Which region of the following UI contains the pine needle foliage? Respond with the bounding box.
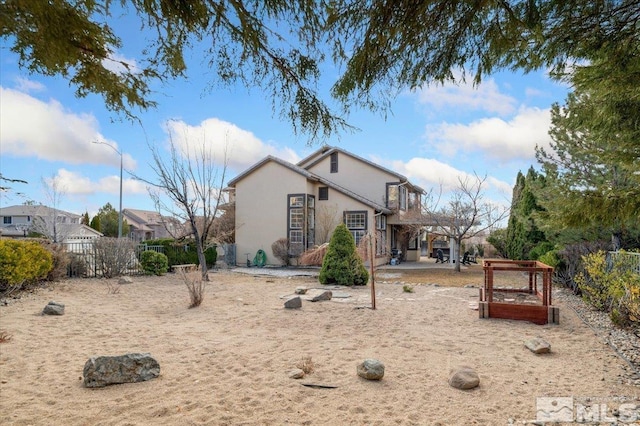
[319,224,368,286]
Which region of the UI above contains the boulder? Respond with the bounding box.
[288,368,305,379]
[525,337,551,354]
[83,353,160,388]
[295,287,307,295]
[284,296,302,309]
[311,290,332,302]
[357,359,385,380]
[449,366,480,390]
[118,277,134,284]
[42,301,65,316]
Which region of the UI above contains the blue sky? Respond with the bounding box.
[0,19,568,218]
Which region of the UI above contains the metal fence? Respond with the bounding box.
[607,251,640,275]
[64,241,158,278]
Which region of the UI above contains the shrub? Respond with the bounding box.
[142,239,217,269]
[271,238,290,266]
[67,253,88,278]
[93,237,137,278]
[178,270,205,308]
[140,251,169,276]
[41,242,70,282]
[538,249,561,269]
[319,224,369,286]
[0,240,53,293]
[403,284,414,293]
[575,250,640,327]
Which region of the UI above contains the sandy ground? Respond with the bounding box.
[1,267,639,425]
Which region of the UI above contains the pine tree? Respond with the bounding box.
[319,224,368,286]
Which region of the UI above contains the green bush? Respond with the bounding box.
[319,224,368,286]
[538,249,561,269]
[142,239,217,268]
[0,240,53,291]
[140,250,169,276]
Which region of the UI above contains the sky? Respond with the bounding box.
[0,14,569,219]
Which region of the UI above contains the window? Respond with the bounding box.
[3,217,11,224]
[330,152,338,173]
[399,185,407,210]
[289,209,304,229]
[287,194,315,256]
[344,211,367,246]
[375,214,386,231]
[386,183,398,209]
[319,186,329,200]
[408,237,418,250]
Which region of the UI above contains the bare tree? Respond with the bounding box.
[141,136,229,281]
[31,175,71,243]
[425,174,509,272]
[315,204,339,245]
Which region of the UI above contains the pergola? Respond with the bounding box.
[479,259,559,325]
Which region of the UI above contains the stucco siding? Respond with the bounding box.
[234,161,310,266]
[306,152,398,206]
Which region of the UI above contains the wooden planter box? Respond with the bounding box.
[479,259,559,325]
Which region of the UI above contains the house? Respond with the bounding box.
[0,204,102,243]
[226,146,425,266]
[122,208,182,242]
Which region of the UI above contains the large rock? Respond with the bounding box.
[525,337,551,354]
[357,359,385,380]
[118,276,133,284]
[311,290,332,302]
[42,301,65,315]
[284,296,302,309]
[449,366,480,390]
[83,353,160,388]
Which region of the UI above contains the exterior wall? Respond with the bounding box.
[314,188,390,265]
[306,152,398,207]
[234,161,311,266]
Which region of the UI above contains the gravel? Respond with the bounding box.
[555,288,640,386]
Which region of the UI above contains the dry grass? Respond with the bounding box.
[296,356,315,374]
[376,263,486,287]
[179,270,205,308]
[299,244,328,266]
[0,330,12,343]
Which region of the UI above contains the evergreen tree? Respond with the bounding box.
[319,224,368,286]
[81,211,90,226]
[89,215,101,233]
[95,203,130,238]
[3,1,637,138]
[505,168,548,260]
[536,61,640,250]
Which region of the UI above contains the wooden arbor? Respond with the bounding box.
[479,259,559,325]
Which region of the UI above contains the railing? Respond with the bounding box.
[63,241,160,278]
[607,251,640,275]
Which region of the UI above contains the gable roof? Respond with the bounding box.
[0,204,80,218]
[227,155,392,214]
[297,146,425,194]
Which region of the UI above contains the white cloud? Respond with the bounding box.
[14,77,45,93]
[386,157,511,198]
[101,51,140,75]
[415,72,517,116]
[0,87,137,169]
[425,106,552,162]
[164,118,300,171]
[47,169,147,196]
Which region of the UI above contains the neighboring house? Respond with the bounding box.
[227,146,425,266]
[122,208,182,242]
[0,204,101,243]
